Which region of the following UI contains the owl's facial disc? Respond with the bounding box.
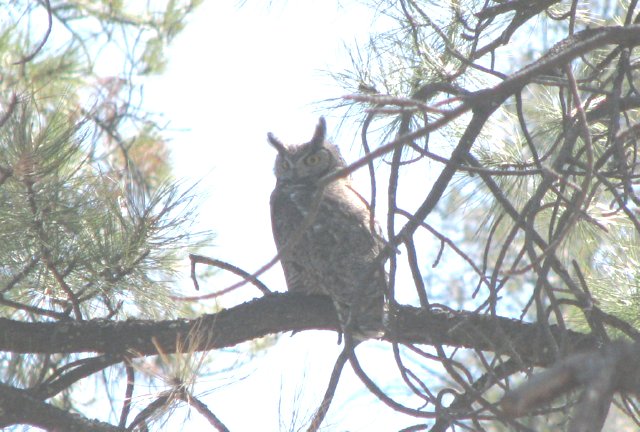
[279,158,291,171]
[269,117,343,183]
[302,152,322,167]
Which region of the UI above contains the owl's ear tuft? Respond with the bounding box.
[310,117,327,149]
[267,132,287,154]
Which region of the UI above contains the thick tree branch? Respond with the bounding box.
[470,25,640,105]
[0,293,597,367]
[0,383,124,432]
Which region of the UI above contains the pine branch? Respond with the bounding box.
[0,293,597,367]
[0,383,124,431]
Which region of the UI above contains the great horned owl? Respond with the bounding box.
[268,117,386,340]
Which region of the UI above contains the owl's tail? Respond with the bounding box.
[334,291,386,341]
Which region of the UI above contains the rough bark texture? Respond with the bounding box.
[0,293,597,366]
[0,384,124,432]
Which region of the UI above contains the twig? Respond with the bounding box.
[0,94,17,130]
[187,254,271,295]
[347,337,438,419]
[306,346,350,431]
[14,0,53,65]
[177,390,230,432]
[119,360,135,428]
[31,355,121,399]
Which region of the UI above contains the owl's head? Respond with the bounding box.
[268,117,347,183]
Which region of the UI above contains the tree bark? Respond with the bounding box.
[0,293,597,366]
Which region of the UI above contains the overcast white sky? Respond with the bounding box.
[144,2,423,430]
[147,1,378,284]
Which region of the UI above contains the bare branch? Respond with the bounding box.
[188,254,271,295]
[0,293,598,367]
[0,383,124,431]
[13,0,53,65]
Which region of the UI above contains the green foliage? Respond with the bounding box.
[326,0,640,428]
[0,1,206,321]
[0,1,210,428]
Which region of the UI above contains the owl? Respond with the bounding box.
[268,117,386,340]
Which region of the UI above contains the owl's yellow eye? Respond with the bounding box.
[280,160,291,170]
[304,154,321,166]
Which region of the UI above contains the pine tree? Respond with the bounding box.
[2,1,640,431]
[0,2,209,430]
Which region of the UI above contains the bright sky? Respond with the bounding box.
[144,2,422,430]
